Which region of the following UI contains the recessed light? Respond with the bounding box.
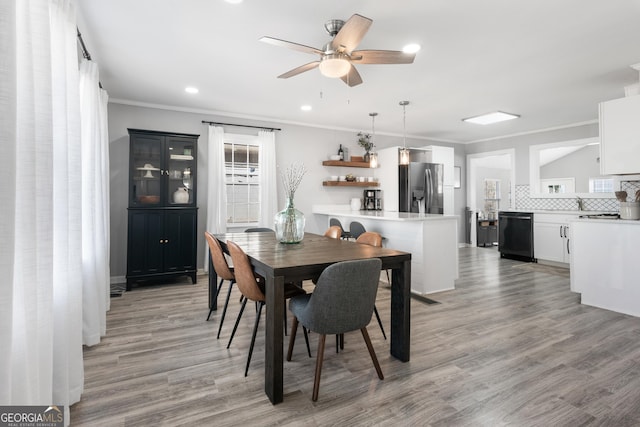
[185,87,199,94]
[300,105,312,111]
[462,111,519,125]
[224,0,243,3]
[402,43,421,54]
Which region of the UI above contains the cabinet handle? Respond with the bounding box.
[567,238,570,255]
[560,225,563,238]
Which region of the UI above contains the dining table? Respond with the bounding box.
[208,231,412,404]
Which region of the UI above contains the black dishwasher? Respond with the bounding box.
[498,211,535,262]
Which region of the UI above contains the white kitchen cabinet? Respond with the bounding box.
[533,213,575,265]
[571,219,640,316]
[599,95,640,175]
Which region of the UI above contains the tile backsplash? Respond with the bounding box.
[515,180,640,212]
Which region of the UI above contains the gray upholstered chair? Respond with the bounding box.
[348,221,366,240]
[287,258,384,401]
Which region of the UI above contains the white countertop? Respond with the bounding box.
[312,204,458,222]
[500,209,616,215]
[572,217,640,225]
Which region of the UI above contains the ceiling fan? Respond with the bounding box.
[259,13,416,87]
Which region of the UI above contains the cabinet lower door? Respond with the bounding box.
[127,210,164,275]
[164,209,197,272]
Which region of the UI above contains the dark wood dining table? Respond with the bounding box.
[208,231,412,404]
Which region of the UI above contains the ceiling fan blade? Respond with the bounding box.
[350,50,416,64]
[260,36,323,56]
[331,14,372,54]
[278,61,320,79]
[340,64,363,87]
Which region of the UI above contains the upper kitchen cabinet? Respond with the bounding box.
[128,129,198,208]
[599,95,640,175]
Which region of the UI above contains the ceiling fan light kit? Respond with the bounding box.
[261,13,416,87]
[319,53,351,78]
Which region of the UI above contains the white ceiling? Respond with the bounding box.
[76,0,640,143]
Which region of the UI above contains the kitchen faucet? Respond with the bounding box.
[576,196,584,211]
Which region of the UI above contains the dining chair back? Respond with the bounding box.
[204,233,236,338]
[226,240,307,376]
[287,258,384,401]
[323,225,342,239]
[348,221,366,240]
[355,231,383,247]
[329,218,351,239]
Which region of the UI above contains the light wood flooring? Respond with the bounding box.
[71,247,640,426]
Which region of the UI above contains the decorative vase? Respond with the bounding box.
[363,151,371,163]
[173,187,189,203]
[274,197,305,243]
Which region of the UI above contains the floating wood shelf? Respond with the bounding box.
[322,160,372,168]
[322,181,379,187]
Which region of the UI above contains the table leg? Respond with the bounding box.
[390,259,411,362]
[265,273,285,404]
[208,251,218,311]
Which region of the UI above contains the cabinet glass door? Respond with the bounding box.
[130,134,163,206]
[166,136,196,207]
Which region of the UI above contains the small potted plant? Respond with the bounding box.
[357,132,373,162]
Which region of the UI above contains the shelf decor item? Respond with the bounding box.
[274,163,307,243]
[357,131,373,163]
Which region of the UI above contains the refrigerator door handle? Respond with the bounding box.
[425,168,433,213]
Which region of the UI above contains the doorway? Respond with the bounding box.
[466,149,515,246]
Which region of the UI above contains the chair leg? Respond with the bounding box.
[312,334,326,402]
[287,318,312,360]
[303,327,311,358]
[360,327,384,380]
[283,304,288,336]
[245,301,264,377]
[216,280,236,339]
[287,316,299,361]
[226,298,247,349]
[373,305,387,340]
[206,277,226,321]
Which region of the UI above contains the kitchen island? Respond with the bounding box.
[313,205,459,295]
[570,217,640,317]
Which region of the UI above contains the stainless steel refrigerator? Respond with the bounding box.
[399,162,444,214]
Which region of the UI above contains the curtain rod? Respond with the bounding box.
[76,27,103,89]
[201,120,281,131]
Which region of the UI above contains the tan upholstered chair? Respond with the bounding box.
[226,240,308,376]
[355,232,387,340]
[324,225,342,239]
[205,232,237,340]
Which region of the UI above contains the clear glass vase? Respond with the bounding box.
[274,197,305,244]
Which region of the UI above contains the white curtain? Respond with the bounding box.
[204,125,227,271]
[258,130,278,227]
[79,59,110,346]
[1,0,85,422]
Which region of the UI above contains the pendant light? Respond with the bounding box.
[369,112,378,168]
[399,101,410,165]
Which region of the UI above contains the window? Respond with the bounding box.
[225,135,260,226]
[589,177,614,193]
